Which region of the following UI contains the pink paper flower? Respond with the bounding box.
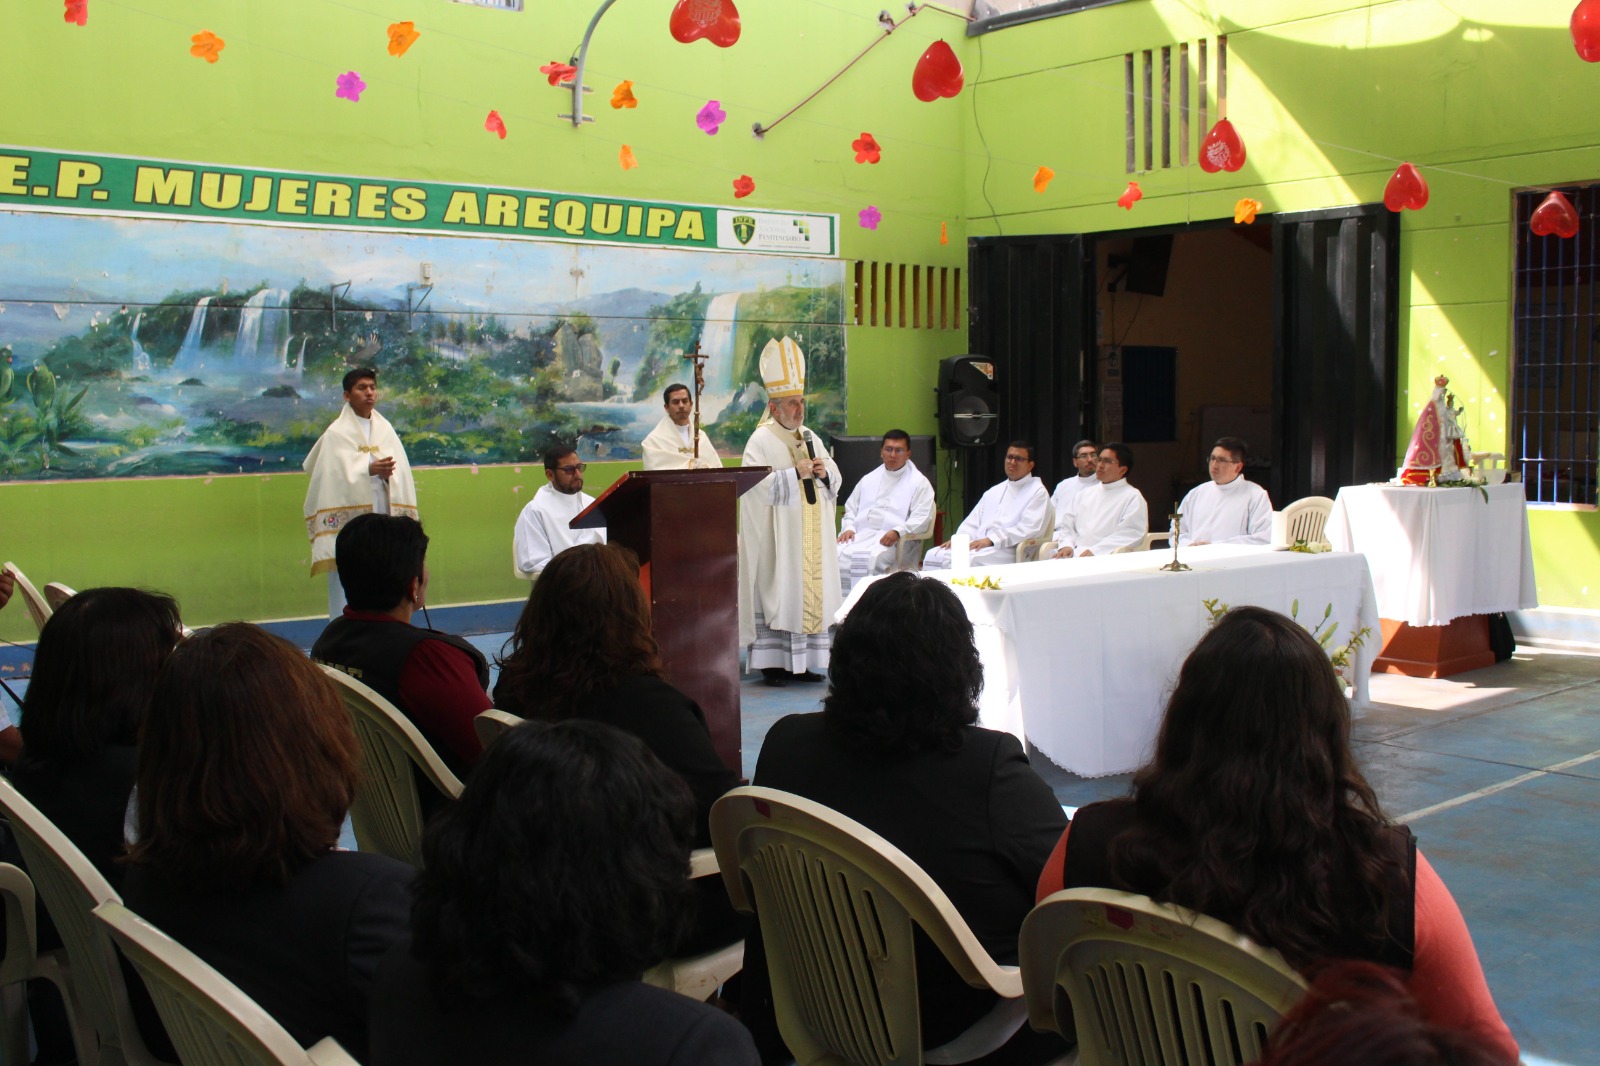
[858,205,882,230]
[335,71,367,102]
[696,99,727,135]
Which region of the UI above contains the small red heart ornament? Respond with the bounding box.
[1383,163,1429,212]
[1198,118,1246,173]
[670,0,741,48]
[1530,191,1580,239]
[912,40,964,102]
[1573,0,1600,61]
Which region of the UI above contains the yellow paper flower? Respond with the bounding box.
[387,21,421,57]
[1033,166,1055,193]
[189,30,225,63]
[1234,197,1262,224]
[611,81,638,109]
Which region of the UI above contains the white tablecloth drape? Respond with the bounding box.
[1324,483,1537,628]
[837,545,1379,778]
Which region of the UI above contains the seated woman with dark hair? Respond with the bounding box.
[492,542,743,953]
[1036,606,1517,1064]
[747,571,1068,1065]
[10,586,183,1064]
[369,718,759,1066]
[123,623,412,1064]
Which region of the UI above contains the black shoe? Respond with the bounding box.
[760,668,790,687]
[791,670,825,683]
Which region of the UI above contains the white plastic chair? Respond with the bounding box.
[0,862,91,1066]
[318,666,462,867]
[711,786,1045,1066]
[93,901,358,1066]
[1019,888,1306,1065]
[1,564,52,633]
[0,777,173,1065]
[1015,502,1055,563]
[1280,496,1335,548]
[474,709,744,1000]
[41,583,77,612]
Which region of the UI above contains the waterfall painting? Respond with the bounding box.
[0,210,847,480]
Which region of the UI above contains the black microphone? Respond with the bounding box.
[800,433,818,505]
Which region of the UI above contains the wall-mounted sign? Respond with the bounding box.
[0,146,839,257]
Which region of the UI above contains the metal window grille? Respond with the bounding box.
[1512,185,1600,508]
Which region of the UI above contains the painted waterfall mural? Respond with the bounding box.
[0,211,846,480]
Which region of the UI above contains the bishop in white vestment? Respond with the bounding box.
[738,338,843,685]
[922,444,1048,569]
[837,432,935,594]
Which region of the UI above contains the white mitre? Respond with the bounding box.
[760,336,806,399]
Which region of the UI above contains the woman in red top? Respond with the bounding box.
[1035,606,1517,1064]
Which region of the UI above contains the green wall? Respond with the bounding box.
[960,1,1600,611]
[0,0,968,640]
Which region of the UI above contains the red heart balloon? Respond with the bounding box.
[1198,118,1246,173]
[1383,163,1429,212]
[1573,0,1600,61]
[912,40,964,102]
[1530,191,1581,239]
[670,0,740,48]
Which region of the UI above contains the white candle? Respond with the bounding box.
[1270,511,1288,548]
[951,533,971,574]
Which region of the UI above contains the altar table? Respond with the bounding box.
[838,545,1379,778]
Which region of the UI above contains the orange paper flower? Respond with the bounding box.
[1033,166,1055,193]
[852,133,882,164]
[619,145,639,170]
[1117,181,1143,210]
[1234,198,1262,224]
[387,21,420,57]
[541,61,577,86]
[733,175,755,199]
[485,110,507,139]
[611,81,638,109]
[189,30,225,63]
[940,221,949,246]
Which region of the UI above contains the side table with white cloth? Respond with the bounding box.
[838,545,1380,778]
[1324,483,1537,677]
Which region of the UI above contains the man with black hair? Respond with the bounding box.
[512,445,606,579]
[922,441,1048,569]
[1052,442,1148,558]
[302,367,417,618]
[641,382,720,470]
[1049,439,1101,530]
[836,429,935,592]
[1174,437,1272,546]
[311,514,490,778]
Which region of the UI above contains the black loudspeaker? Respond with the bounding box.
[937,355,999,448]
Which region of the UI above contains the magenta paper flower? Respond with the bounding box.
[696,99,726,135]
[858,205,882,230]
[335,71,367,102]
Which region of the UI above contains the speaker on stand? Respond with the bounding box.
[936,355,999,449]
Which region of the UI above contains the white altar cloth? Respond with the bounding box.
[1324,483,1537,628]
[838,545,1379,778]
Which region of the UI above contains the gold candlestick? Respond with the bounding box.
[1160,508,1192,572]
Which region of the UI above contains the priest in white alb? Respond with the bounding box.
[836,429,936,593]
[922,441,1049,569]
[1052,442,1148,558]
[1174,437,1272,546]
[302,367,418,618]
[512,444,606,578]
[738,337,843,687]
[1050,439,1101,528]
[641,382,721,470]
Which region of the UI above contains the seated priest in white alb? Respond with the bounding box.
[641,382,721,470]
[1049,438,1101,528]
[1175,436,1272,546]
[922,441,1048,569]
[836,430,936,594]
[1052,442,1148,558]
[511,445,606,579]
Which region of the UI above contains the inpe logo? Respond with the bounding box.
[732,215,756,245]
[792,219,810,240]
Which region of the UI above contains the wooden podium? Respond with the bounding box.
[572,467,769,775]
